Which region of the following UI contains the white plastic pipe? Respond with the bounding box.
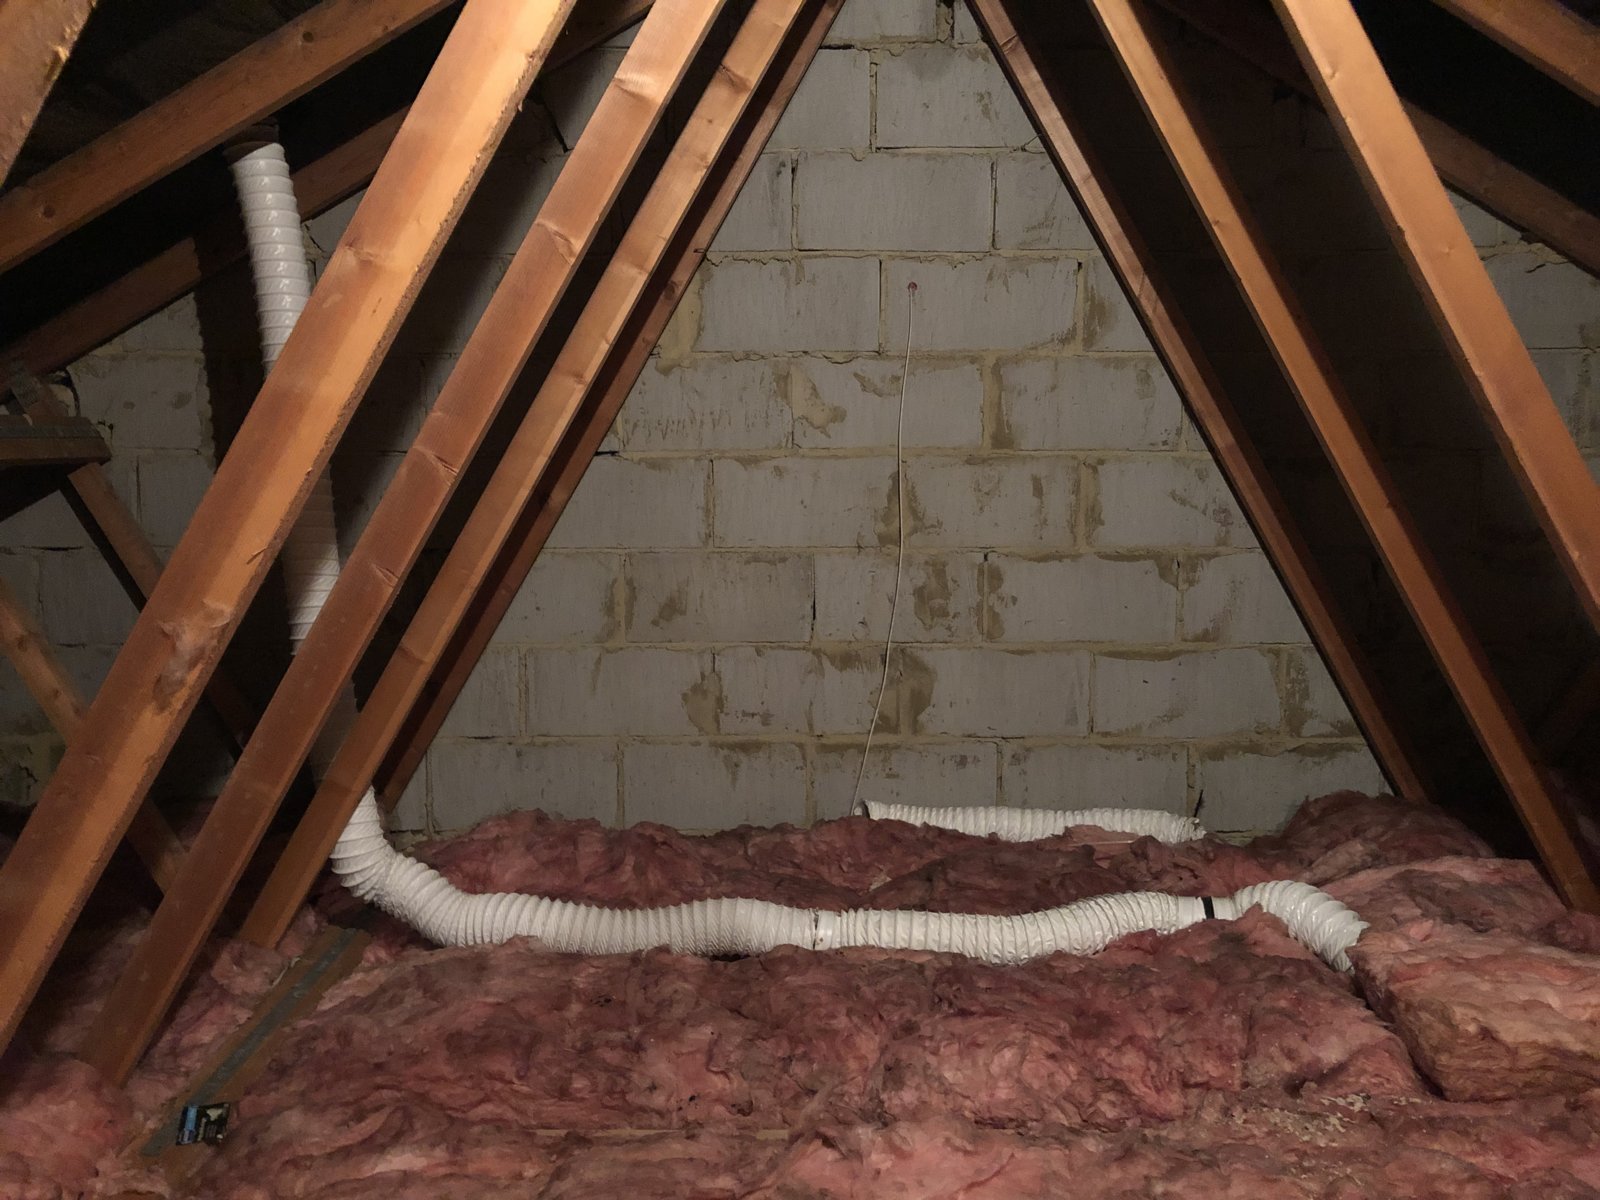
[862,801,1205,844]
[230,141,357,774]
[333,790,1366,969]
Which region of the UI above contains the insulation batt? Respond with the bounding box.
[1353,920,1600,1101]
[9,791,1600,1198]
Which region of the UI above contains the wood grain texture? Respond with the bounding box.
[1273,0,1600,635]
[1431,0,1600,104]
[0,414,106,467]
[9,381,261,750]
[1086,0,1598,911]
[82,0,730,1081]
[0,575,184,891]
[244,0,846,949]
[1147,0,1600,279]
[2,0,659,376]
[0,0,451,273]
[971,0,1431,805]
[0,0,578,1070]
[0,0,96,186]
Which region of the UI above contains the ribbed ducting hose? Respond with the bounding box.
[228,138,1369,977]
[861,800,1205,843]
[335,791,1367,970]
[229,139,357,775]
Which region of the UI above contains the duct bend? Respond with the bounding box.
[229,141,356,773]
[334,790,1365,970]
[862,800,1205,845]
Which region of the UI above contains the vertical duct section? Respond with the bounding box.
[229,138,358,775]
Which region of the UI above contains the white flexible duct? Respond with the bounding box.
[230,140,358,773]
[334,791,1366,969]
[861,801,1205,844]
[246,137,1364,977]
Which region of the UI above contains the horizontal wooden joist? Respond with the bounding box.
[0,414,107,469]
[1,0,655,377]
[1147,0,1600,278]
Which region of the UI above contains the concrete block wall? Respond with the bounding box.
[2,0,1596,840]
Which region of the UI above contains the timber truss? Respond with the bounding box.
[1,0,1598,1082]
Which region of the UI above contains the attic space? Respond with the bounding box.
[2,0,1599,1195]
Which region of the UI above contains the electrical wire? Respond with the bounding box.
[849,281,917,814]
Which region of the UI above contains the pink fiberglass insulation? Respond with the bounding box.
[191,1100,1600,1199]
[0,1050,169,1200]
[1353,920,1600,1101]
[6,790,1600,1198]
[0,823,324,1200]
[1247,790,1495,882]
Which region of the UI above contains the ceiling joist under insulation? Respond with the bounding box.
[0,0,1596,1083]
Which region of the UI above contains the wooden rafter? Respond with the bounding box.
[0,0,96,185]
[970,0,1431,804]
[1271,0,1600,636]
[0,0,455,274]
[7,378,263,750]
[1084,0,1598,912]
[0,576,184,892]
[79,0,739,1084]
[241,0,849,949]
[1147,0,1600,279]
[1430,0,1600,105]
[2,0,657,378]
[0,0,579,1064]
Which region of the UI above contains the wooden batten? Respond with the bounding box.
[971,0,1431,806]
[0,0,580,1070]
[0,0,96,185]
[82,0,736,1082]
[243,0,848,948]
[1429,0,1600,105]
[1084,0,1598,912]
[1270,0,1600,636]
[0,0,454,274]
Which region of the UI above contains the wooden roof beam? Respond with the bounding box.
[1272,0,1600,636]
[78,0,737,1083]
[971,0,1431,805]
[0,575,184,892]
[0,0,456,274]
[0,0,96,185]
[240,0,847,950]
[1430,0,1600,105]
[2,0,656,378]
[1147,0,1600,278]
[0,0,579,1065]
[7,376,263,750]
[1084,0,1598,910]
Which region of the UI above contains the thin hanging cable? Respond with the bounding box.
[849,281,917,814]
